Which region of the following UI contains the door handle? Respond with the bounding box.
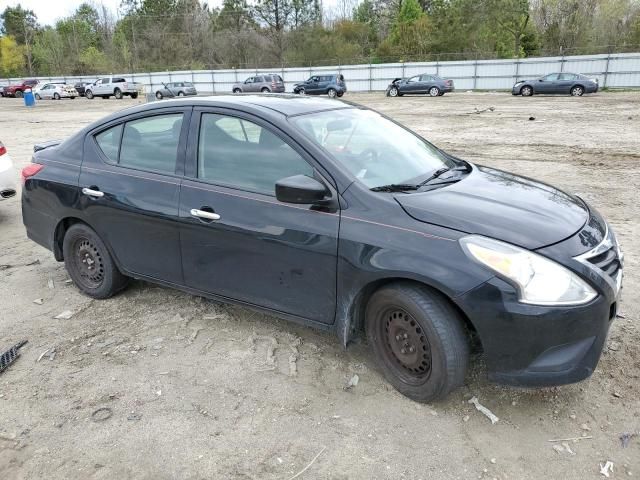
[190,208,220,221]
[82,187,104,198]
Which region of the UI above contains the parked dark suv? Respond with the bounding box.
[293,74,346,98]
[21,95,623,403]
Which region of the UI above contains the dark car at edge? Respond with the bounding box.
[512,72,599,96]
[21,95,623,402]
[293,74,346,98]
[386,74,454,97]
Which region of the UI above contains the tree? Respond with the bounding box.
[0,35,25,76]
[1,5,38,74]
[485,0,532,57]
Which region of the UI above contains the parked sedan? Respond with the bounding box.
[155,81,198,99]
[34,83,78,100]
[21,95,623,402]
[232,74,285,94]
[0,141,16,201]
[386,74,454,97]
[512,72,599,96]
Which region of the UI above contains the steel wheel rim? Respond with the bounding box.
[73,237,105,289]
[380,307,432,383]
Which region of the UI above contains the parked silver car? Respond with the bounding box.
[155,81,198,99]
[34,83,78,100]
[232,74,285,93]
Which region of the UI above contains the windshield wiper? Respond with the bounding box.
[370,183,420,192]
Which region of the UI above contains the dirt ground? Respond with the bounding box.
[0,92,638,479]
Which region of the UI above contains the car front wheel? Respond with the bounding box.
[520,85,533,96]
[366,282,469,402]
[389,86,399,97]
[571,85,584,96]
[114,88,123,99]
[63,223,128,299]
[86,90,94,99]
[15,91,23,98]
[233,88,242,94]
[156,91,163,99]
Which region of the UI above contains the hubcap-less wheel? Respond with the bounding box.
[298,88,305,95]
[521,86,533,96]
[389,87,399,97]
[178,91,185,96]
[86,90,94,99]
[233,88,241,94]
[383,308,432,380]
[429,87,440,97]
[114,89,122,99]
[328,88,337,98]
[73,238,105,289]
[35,94,41,100]
[156,91,163,99]
[261,87,270,93]
[571,86,584,96]
[54,93,60,100]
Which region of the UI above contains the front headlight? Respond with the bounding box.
[460,236,597,305]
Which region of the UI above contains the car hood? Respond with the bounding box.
[395,166,589,250]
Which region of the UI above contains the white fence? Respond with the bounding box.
[3,52,640,94]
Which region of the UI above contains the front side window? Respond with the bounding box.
[291,108,453,189]
[100,78,109,84]
[542,73,559,81]
[407,76,420,83]
[95,124,123,163]
[119,114,183,173]
[198,113,313,195]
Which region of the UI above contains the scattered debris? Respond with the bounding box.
[462,415,470,422]
[0,340,28,374]
[529,116,536,121]
[188,327,202,345]
[288,337,301,376]
[608,341,621,351]
[552,444,565,454]
[466,106,495,115]
[616,312,626,319]
[37,347,56,362]
[548,436,593,442]
[24,259,40,266]
[0,264,12,271]
[47,278,55,289]
[127,412,142,421]
[490,458,497,464]
[249,334,278,370]
[64,279,73,284]
[620,432,638,448]
[91,407,113,422]
[468,396,499,424]
[286,446,326,480]
[562,442,575,455]
[613,391,622,398]
[33,298,43,305]
[600,460,614,478]
[55,310,74,320]
[344,374,359,391]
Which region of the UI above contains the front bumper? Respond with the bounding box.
[456,276,616,387]
[511,84,524,95]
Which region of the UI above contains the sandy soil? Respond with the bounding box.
[0,92,638,479]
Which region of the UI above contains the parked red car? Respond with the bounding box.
[3,79,39,98]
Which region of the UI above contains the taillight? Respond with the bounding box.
[0,142,6,156]
[271,82,276,88]
[21,164,44,185]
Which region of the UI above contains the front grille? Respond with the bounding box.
[586,245,622,281]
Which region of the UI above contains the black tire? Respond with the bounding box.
[337,91,344,97]
[130,92,138,99]
[63,223,128,299]
[177,91,184,97]
[570,85,584,97]
[86,90,94,99]
[53,92,60,100]
[233,88,242,94]
[156,91,163,99]
[297,87,305,95]
[15,90,23,98]
[429,86,440,97]
[70,96,76,99]
[327,88,337,98]
[365,282,469,402]
[520,85,533,96]
[35,94,41,100]
[114,88,123,99]
[261,87,270,93]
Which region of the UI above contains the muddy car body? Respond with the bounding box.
[21,95,623,402]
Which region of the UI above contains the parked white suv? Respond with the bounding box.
[84,77,143,100]
[0,141,16,201]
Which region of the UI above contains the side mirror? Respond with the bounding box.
[538,79,544,82]
[276,175,328,204]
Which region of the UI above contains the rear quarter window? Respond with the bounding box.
[95,124,123,163]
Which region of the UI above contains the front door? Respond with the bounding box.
[404,75,422,93]
[179,109,339,324]
[535,73,559,93]
[78,108,190,283]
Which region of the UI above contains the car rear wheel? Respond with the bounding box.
[86,90,94,99]
[327,88,337,98]
[178,91,185,96]
[570,85,584,97]
[15,91,23,98]
[63,223,128,299]
[233,88,242,94]
[337,91,344,97]
[261,87,270,93]
[429,87,440,97]
[389,86,399,97]
[130,92,138,99]
[114,88,123,99]
[156,91,163,99]
[53,93,60,100]
[520,85,533,96]
[366,282,469,402]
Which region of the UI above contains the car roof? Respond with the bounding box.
[112,94,354,118]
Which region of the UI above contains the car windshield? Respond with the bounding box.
[290,108,454,188]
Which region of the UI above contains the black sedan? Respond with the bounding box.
[386,74,454,97]
[21,95,622,402]
[512,72,599,96]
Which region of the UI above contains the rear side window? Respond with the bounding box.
[255,76,265,82]
[95,124,123,163]
[119,114,183,174]
[420,75,433,81]
[559,73,576,80]
[198,113,313,195]
[274,75,283,82]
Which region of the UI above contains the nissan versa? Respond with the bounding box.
[21,95,623,402]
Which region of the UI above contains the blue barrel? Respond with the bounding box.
[23,88,35,107]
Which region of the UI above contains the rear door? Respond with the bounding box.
[178,109,339,323]
[557,73,576,93]
[78,107,191,282]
